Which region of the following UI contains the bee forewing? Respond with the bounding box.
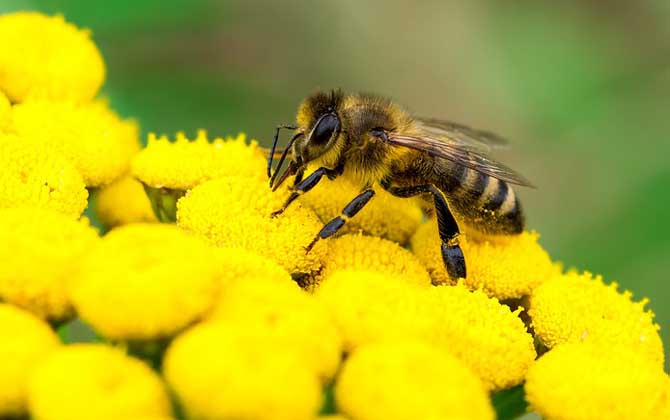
[415,117,509,152]
[387,133,535,188]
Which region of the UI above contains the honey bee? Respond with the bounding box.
[268,90,533,280]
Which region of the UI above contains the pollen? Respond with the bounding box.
[28,344,172,420]
[132,131,266,190]
[0,304,60,418]
[164,322,322,420]
[317,233,431,288]
[209,274,342,380]
[300,175,423,244]
[525,342,670,420]
[0,207,100,321]
[177,175,327,276]
[94,175,157,229]
[411,218,558,298]
[70,224,221,340]
[0,12,105,103]
[528,270,664,367]
[8,99,140,187]
[0,134,88,218]
[336,341,494,420]
[316,270,536,390]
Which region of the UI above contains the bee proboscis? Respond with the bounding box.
[268,90,533,279]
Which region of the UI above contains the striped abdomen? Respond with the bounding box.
[436,164,524,235]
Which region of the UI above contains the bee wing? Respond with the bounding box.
[387,133,535,187]
[415,117,509,152]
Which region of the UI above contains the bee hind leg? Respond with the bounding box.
[430,186,466,280]
[304,189,375,252]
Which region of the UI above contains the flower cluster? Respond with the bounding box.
[0,11,667,420]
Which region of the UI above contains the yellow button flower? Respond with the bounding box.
[28,344,172,420]
[0,207,99,321]
[525,342,670,420]
[164,322,322,420]
[9,99,140,187]
[210,274,342,380]
[177,175,327,276]
[529,270,664,367]
[94,175,157,228]
[0,304,60,417]
[317,270,536,390]
[0,134,88,218]
[336,341,494,420]
[412,218,557,298]
[70,224,221,340]
[213,247,293,287]
[132,131,266,190]
[317,233,431,289]
[300,174,423,244]
[0,12,105,103]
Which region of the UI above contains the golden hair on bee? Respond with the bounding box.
[268,89,533,281]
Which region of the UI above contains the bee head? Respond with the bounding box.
[294,90,345,166]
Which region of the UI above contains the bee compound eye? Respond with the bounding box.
[311,113,339,145]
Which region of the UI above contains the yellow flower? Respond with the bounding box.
[336,341,494,420]
[317,270,536,390]
[177,175,327,276]
[0,90,10,130]
[529,270,664,367]
[164,322,322,420]
[70,224,221,340]
[212,247,293,287]
[132,131,266,190]
[0,304,60,417]
[0,12,105,103]
[9,99,140,187]
[525,342,670,420]
[0,207,99,321]
[317,233,431,289]
[300,174,423,244]
[0,134,88,217]
[209,274,342,380]
[411,218,557,297]
[28,344,172,420]
[94,175,157,228]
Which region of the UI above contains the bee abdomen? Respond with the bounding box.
[441,168,524,235]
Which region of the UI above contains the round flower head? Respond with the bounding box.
[28,344,172,420]
[317,233,431,289]
[94,175,157,228]
[317,270,536,390]
[0,12,104,103]
[525,342,670,420]
[336,341,494,420]
[70,224,221,340]
[164,322,322,420]
[529,270,664,367]
[0,304,59,417]
[300,174,423,244]
[0,207,99,320]
[0,134,88,217]
[9,99,140,186]
[177,176,327,276]
[210,274,343,380]
[411,218,557,298]
[132,131,266,190]
[213,247,293,287]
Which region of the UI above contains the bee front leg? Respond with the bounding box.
[271,167,335,218]
[304,189,375,252]
[429,186,466,280]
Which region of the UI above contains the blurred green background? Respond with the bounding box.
[2,0,668,356]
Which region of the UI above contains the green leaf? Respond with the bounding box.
[492,385,527,420]
[319,381,336,415]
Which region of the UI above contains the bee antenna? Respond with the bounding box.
[269,131,302,188]
[268,125,299,179]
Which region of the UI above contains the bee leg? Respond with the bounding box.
[305,189,375,252]
[267,124,298,178]
[271,167,336,218]
[430,186,466,280]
